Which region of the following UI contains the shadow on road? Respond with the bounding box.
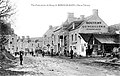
[0,68,28,76]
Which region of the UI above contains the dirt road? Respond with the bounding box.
[7,55,118,76]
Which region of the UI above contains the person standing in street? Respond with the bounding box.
[51,48,53,57]
[19,51,23,65]
[70,46,73,59]
[42,51,45,57]
[31,51,34,56]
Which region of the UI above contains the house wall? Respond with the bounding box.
[69,28,87,56]
[79,10,108,33]
[28,38,43,52]
[7,34,17,53]
[7,36,43,54]
[43,26,56,53]
[53,31,60,53]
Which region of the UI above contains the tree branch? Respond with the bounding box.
[0,0,4,5]
[0,0,15,18]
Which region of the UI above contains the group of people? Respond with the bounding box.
[19,50,45,65]
[18,46,83,65]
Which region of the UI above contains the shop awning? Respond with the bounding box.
[79,33,120,44]
[95,37,116,44]
[94,34,120,44]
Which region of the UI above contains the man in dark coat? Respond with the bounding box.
[86,48,89,57]
[19,51,23,65]
[51,48,53,57]
[42,51,45,57]
[70,47,73,59]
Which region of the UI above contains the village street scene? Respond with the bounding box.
[0,0,120,76]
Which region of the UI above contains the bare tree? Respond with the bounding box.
[0,0,15,19]
[0,0,15,49]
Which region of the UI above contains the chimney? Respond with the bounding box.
[22,36,25,39]
[68,13,74,18]
[80,15,84,20]
[49,25,52,29]
[93,9,98,16]
[27,36,30,39]
[67,13,74,23]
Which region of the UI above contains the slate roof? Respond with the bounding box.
[94,34,120,44]
[30,37,43,42]
[79,33,92,42]
[79,33,120,44]
[67,20,84,30]
[94,34,114,44]
[44,26,59,37]
[66,15,93,31]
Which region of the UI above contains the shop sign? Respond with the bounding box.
[86,22,101,24]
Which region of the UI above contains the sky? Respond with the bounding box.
[11,0,120,37]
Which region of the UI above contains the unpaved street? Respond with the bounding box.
[8,55,118,76]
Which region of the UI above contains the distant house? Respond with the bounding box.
[43,25,58,53]
[6,34,18,53]
[28,37,43,52]
[108,23,120,34]
[9,36,43,54]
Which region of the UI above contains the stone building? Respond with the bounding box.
[66,9,108,56]
[53,12,79,55]
[6,34,18,53]
[43,25,58,53]
[53,26,62,54]
[17,36,43,53]
[7,35,43,54]
[79,9,108,33]
[45,9,109,56]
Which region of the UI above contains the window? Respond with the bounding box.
[75,34,77,41]
[12,38,14,40]
[72,34,73,41]
[12,48,14,50]
[58,35,60,42]
[38,43,39,47]
[81,46,84,52]
[8,48,10,50]
[73,46,76,50]
[10,42,12,44]
[16,47,18,51]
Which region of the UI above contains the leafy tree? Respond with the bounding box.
[108,23,120,33]
[0,0,15,49]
